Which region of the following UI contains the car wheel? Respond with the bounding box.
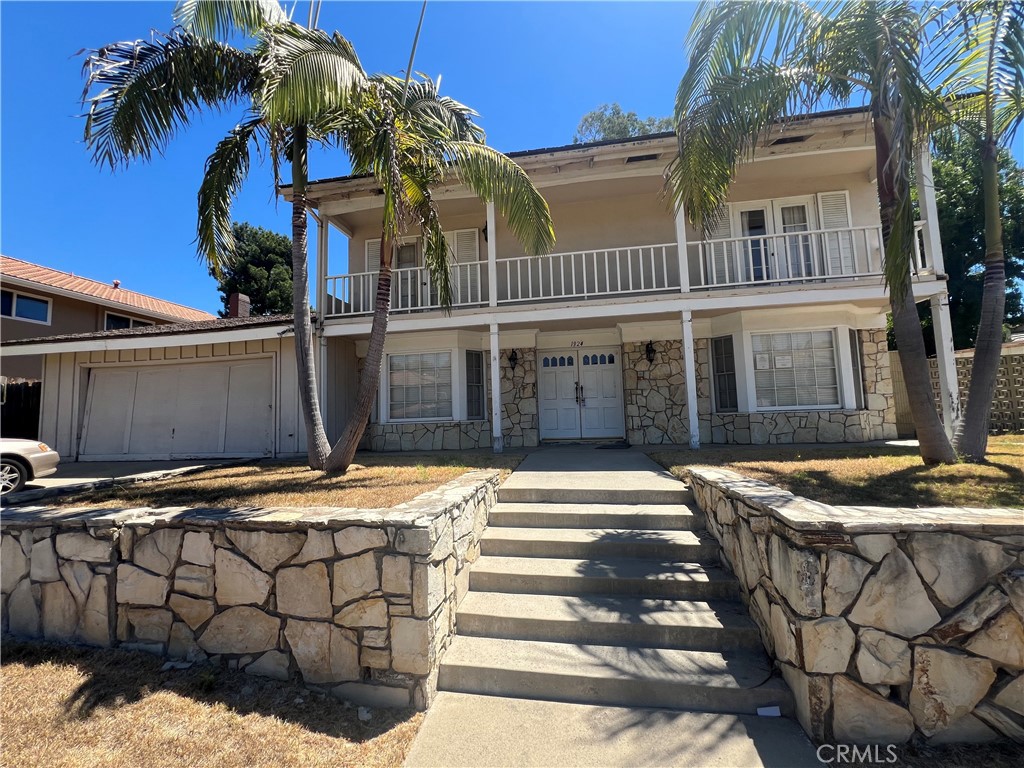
[1,459,27,495]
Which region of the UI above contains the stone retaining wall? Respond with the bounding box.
[688,467,1023,745]
[0,470,499,710]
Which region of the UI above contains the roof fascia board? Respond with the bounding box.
[2,324,291,357]
[1,275,211,323]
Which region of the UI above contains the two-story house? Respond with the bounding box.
[1,255,215,380]
[0,106,961,461]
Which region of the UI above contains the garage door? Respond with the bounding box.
[79,360,273,460]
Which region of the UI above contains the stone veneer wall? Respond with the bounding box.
[0,471,499,711]
[622,340,688,445]
[694,331,897,445]
[689,467,1024,745]
[499,347,538,449]
[363,422,491,451]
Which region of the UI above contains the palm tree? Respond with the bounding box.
[321,74,556,472]
[81,0,364,469]
[934,0,1024,460]
[669,0,957,464]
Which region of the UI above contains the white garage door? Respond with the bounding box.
[79,360,273,460]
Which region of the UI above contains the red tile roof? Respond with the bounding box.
[1,255,215,322]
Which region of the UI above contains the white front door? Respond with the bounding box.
[538,348,624,440]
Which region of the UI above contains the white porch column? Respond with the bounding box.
[930,293,960,438]
[915,145,946,275]
[486,201,498,307]
[316,214,329,422]
[674,203,691,292]
[681,310,700,449]
[489,321,504,453]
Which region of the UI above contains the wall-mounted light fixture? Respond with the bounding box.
[508,349,519,370]
[645,341,656,364]
[482,222,488,243]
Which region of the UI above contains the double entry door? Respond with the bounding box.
[538,347,624,440]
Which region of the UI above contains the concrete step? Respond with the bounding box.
[456,591,763,651]
[488,502,702,530]
[497,484,692,505]
[470,556,739,601]
[479,527,717,560]
[405,692,820,768]
[438,636,793,715]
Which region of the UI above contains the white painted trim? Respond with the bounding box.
[930,293,960,437]
[380,348,459,424]
[743,327,843,411]
[681,310,699,448]
[915,147,946,275]
[0,275,208,324]
[489,323,503,452]
[5,324,292,356]
[486,201,498,308]
[674,203,690,293]
[835,327,858,409]
[1,287,53,325]
[536,328,621,350]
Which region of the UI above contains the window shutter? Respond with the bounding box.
[449,229,481,304]
[365,238,382,270]
[817,192,855,274]
[706,205,733,285]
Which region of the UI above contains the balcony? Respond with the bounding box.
[323,224,930,318]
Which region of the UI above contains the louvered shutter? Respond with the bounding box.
[455,229,480,303]
[365,238,382,270]
[817,192,855,275]
[705,205,733,285]
[359,239,383,312]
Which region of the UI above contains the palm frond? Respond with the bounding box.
[257,24,365,126]
[197,116,264,272]
[173,0,287,39]
[445,141,555,256]
[82,31,257,170]
[417,192,453,311]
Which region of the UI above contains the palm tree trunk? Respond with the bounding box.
[290,125,331,469]
[873,114,956,465]
[324,235,393,473]
[954,136,1005,460]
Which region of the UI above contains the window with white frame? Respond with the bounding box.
[1,289,50,324]
[466,350,485,420]
[105,312,155,331]
[752,330,839,408]
[711,336,738,413]
[388,351,453,420]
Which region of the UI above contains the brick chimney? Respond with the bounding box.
[228,293,251,318]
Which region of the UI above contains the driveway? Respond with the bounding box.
[2,459,238,506]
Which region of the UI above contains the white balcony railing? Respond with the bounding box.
[323,225,932,317]
[496,243,679,303]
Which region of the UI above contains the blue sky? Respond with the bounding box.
[1,1,695,314]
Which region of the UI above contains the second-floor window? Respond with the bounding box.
[105,313,154,331]
[1,289,50,324]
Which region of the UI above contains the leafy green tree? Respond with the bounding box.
[211,222,293,316]
[670,0,957,465]
[573,103,674,144]
[932,129,1024,350]
[933,0,1024,460]
[81,0,365,469]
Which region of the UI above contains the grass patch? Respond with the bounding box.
[40,451,522,510]
[652,434,1024,508]
[0,641,423,768]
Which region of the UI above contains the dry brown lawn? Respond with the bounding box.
[0,641,423,768]
[653,434,1024,508]
[44,451,523,510]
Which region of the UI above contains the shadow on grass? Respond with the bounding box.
[1,639,416,741]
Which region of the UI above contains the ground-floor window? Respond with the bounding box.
[752,330,839,408]
[388,351,453,420]
[466,350,485,420]
[711,335,738,412]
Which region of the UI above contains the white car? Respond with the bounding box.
[1,439,60,496]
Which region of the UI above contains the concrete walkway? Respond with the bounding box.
[405,693,820,768]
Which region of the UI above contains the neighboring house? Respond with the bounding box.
[0,255,215,380]
[1,106,962,461]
